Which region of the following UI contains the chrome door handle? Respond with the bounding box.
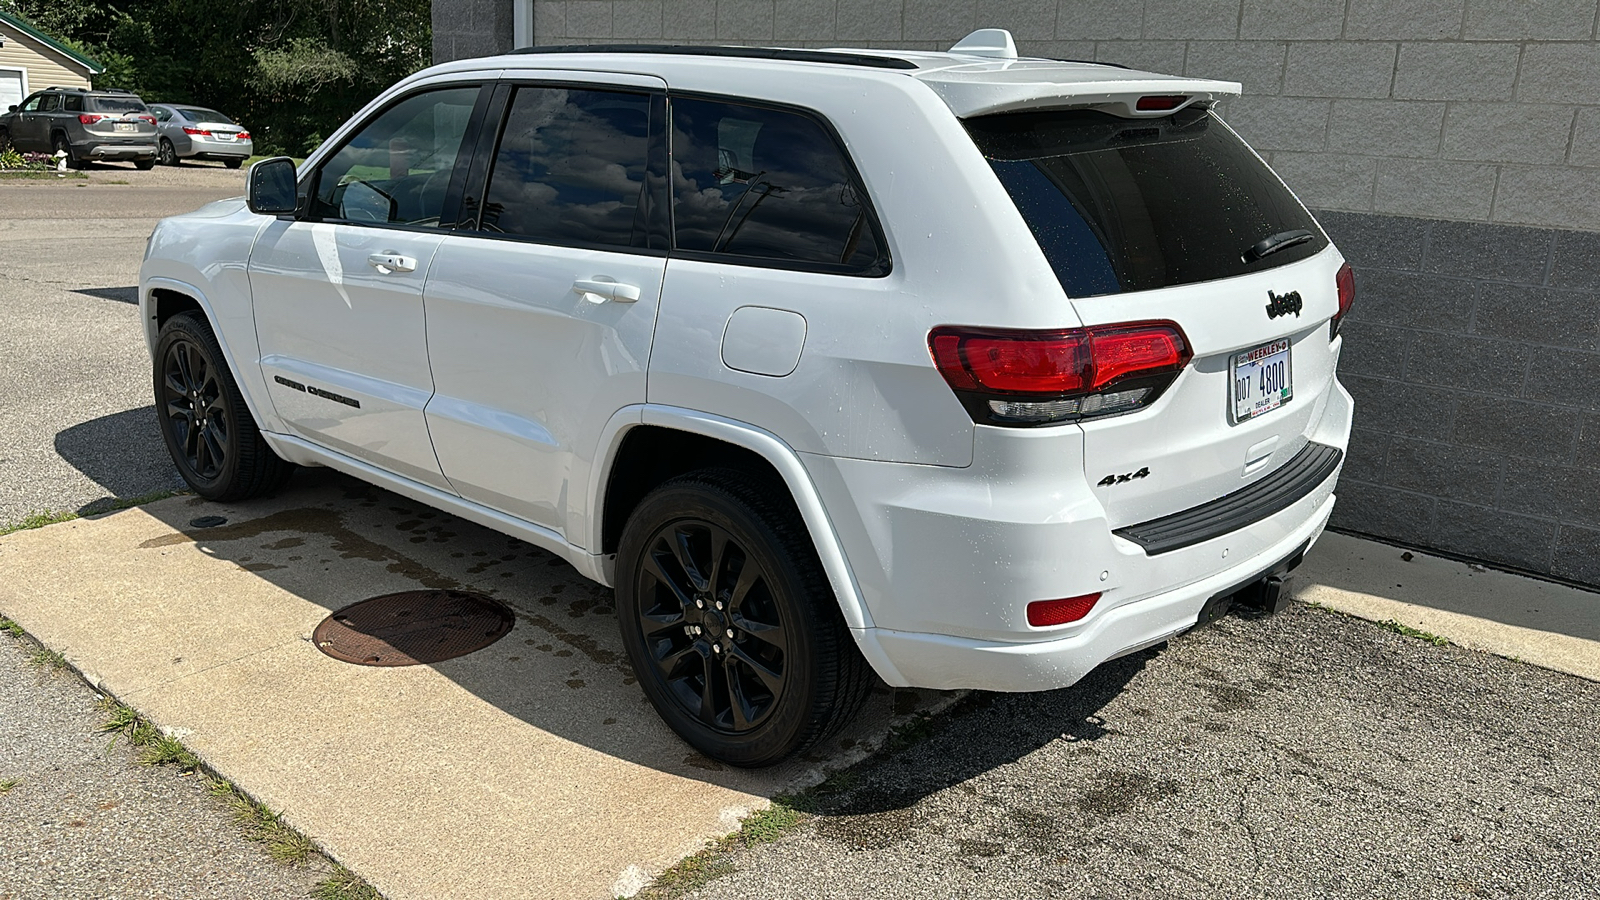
[572,278,641,304]
[367,253,416,274]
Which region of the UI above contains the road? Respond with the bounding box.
[0,163,326,899]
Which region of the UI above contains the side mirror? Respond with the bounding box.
[6,105,15,113]
[247,156,298,216]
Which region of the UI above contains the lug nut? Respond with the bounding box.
[712,643,721,653]
[695,599,704,609]
[715,600,724,611]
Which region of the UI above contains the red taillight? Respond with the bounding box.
[1331,262,1356,338]
[1136,95,1188,111]
[183,127,211,136]
[1027,593,1101,627]
[929,322,1191,425]
[236,131,250,140]
[78,114,104,125]
[137,115,155,125]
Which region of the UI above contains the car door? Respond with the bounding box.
[12,93,48,150]
[421,75,668,536]
[249,82,489,491]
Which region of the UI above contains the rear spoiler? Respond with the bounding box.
[922,71,1242,119]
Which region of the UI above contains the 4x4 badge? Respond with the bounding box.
[1098,467,1150,487]
[1265,290,1303,319]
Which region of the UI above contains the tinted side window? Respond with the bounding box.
[39,94,59,112]
[670,98,886,275]
[63,94,84,113]
[478,86,653,250]
[310,86,479,228]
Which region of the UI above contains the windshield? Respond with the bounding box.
[90,97,148,114]
[179,107,232,124]
[964,107,1327,298]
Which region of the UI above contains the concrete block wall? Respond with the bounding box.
[436,0,1600,588]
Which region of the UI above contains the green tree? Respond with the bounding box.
[0,0,432,155]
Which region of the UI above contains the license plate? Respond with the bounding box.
[1230,339,1292,423]
[216,133,235,141]
[114,123,135,133]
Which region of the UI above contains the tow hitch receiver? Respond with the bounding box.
[1196,540,1309,626]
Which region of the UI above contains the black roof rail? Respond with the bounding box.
[101,88,135,94]
[45,86,89,92]
[510,43,919,71]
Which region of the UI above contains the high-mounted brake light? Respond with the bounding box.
[1136,95,1188,111]
[929,322,1191,426]
[1331,262,1355,339]
[1027,593,1101,627]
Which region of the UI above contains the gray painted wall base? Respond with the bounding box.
[1320,210,1600,588]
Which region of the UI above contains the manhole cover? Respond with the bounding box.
[312,590,513,666]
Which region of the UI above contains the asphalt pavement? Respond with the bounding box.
[0,164,244,524]
[678,604,1600,900]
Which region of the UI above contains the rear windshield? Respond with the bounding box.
[965,107,1327,298]
[178,107,232,124]
[90,97,148,114]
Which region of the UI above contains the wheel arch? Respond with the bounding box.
[592,407,875,632]
[143,277,280,438]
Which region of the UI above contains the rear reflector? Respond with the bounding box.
[1027,593,1101,627]
[1136,95,1188,111]
[1331,262,1356,339]
[929,322,1191,425]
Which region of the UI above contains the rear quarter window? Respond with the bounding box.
[965,107,1327,298]
[669,97,888,276]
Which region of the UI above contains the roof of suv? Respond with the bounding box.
[474,30,1240,119]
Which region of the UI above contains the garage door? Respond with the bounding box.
[0,70,22,111]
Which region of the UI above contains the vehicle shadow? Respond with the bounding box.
[115,462,1148,800]
[53,406,183,514]
[71,286,138,304]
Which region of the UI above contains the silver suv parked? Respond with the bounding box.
[0,87,158,169]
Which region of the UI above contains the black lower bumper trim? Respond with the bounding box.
[1114,442,1343,555]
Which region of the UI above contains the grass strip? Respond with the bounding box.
[0,489,186,537]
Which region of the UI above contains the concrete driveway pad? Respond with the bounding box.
[0,470,944,900]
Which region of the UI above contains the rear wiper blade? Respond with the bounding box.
[1244,229,1315,262]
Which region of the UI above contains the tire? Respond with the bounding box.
[154,312,292,501]
[134,157,155,170]
[158,139,178,166]
[615,468,872,767]
[53,133,81,169]
[223,158,243,170]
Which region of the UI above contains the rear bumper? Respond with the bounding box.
[82,140,156,159]
[808,375,1354,691]
[184,138,252,159]
[852,491,1334,691]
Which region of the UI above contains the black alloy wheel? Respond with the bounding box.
[160,336,230,483]
[636,517,791,734]
[616,470,872,767]
[153,312,291,501]
[159,138,178,166]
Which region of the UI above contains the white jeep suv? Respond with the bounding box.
[140,30,1354,766]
